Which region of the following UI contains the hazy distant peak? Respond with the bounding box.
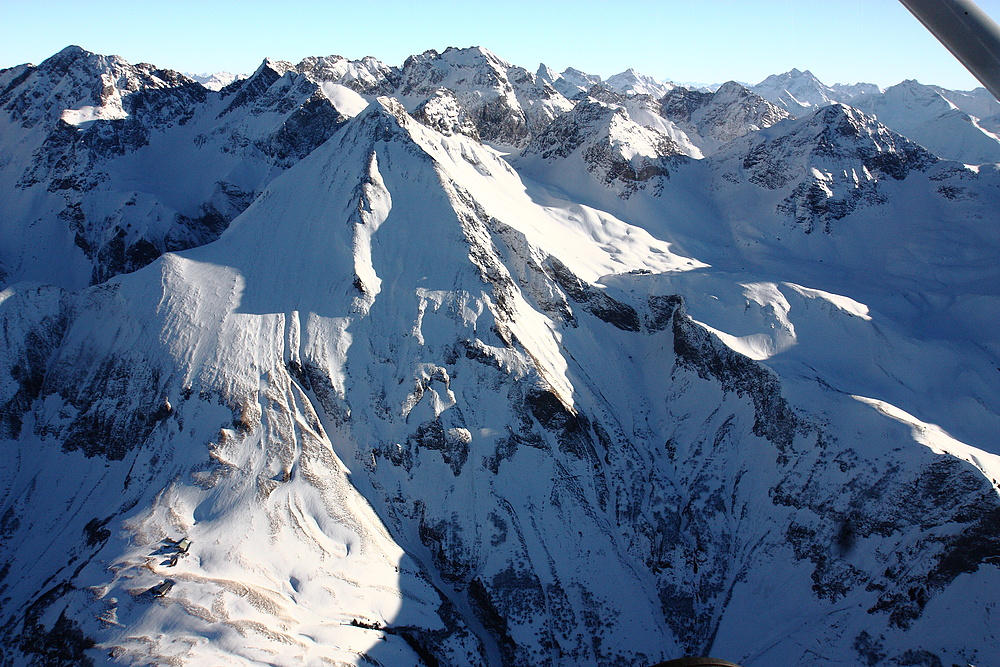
[606,68,673,97]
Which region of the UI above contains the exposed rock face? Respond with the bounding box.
[1,45,193,130]
[0,49,350,290]
[295,53,399,95]
[713,103,937,231]
[394,47,573,147]
[1,46,999,667]
[412,89,482,139]
[703,82,793,141]
[520,97,687,197]
[536,65,603,99]
[659,81,793,155]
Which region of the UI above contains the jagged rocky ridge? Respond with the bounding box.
[1,45,1000,667]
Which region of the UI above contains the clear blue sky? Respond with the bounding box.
[2,0,1000,90]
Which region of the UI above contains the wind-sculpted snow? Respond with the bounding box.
[2,45,1000,667]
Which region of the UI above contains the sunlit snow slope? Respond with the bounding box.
[1,46,1000,667]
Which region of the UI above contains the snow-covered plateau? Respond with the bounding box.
[1,45,999,667]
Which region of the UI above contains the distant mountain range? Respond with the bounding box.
[1,45,999,667]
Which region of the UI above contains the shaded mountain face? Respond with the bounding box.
[709,103,938,232]
[1,46,1000,667]
[0,47,352,290]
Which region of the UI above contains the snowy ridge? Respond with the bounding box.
[0,48,352,291]
[750,68,852,116]
[931,85,1000,120]
[659,81,793,156]
[296,54,398,95]
[604,68,675,98]
[850,80,1000,164]
[750,70,1000,164]
[291,47,574,148]
[709,103,937,232]
[516,95,689,199]
[185,71,245,91]
[1,45,1000,667]
[535,66,602,99]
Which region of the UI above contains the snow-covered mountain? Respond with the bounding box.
[515,95,688,199]
[185,71,245,91]
[709,103,938,231]
[604,68,675,99]
[2,45,1000,667]
[751,68,880,117]
[658,81,793,156]
[931,84,1000,120]
[0,46,358,290]
[751,68,847,116]
[292,47,574,148]
[750,70,1000,164]
[850,80,1000,164]
[536,66,603,99]
[535,65,677,103]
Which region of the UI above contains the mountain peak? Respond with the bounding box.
[3,43,1000,667]
[563,66,598,80]
[536,63,558,82]
[544,67,602,98]
[437,45,511,69]
[371,95,411,123]
[294,53,396,95]
[714,102,938,230]
[54,44,90,58]
[850,80,1000,162]
[606,68,672,97]
[258,57,294,76]
[712,80,749,97]
[786,67,815,79]
[518,96,684,198]
[37,44,103,74]
[799,103,931,161]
